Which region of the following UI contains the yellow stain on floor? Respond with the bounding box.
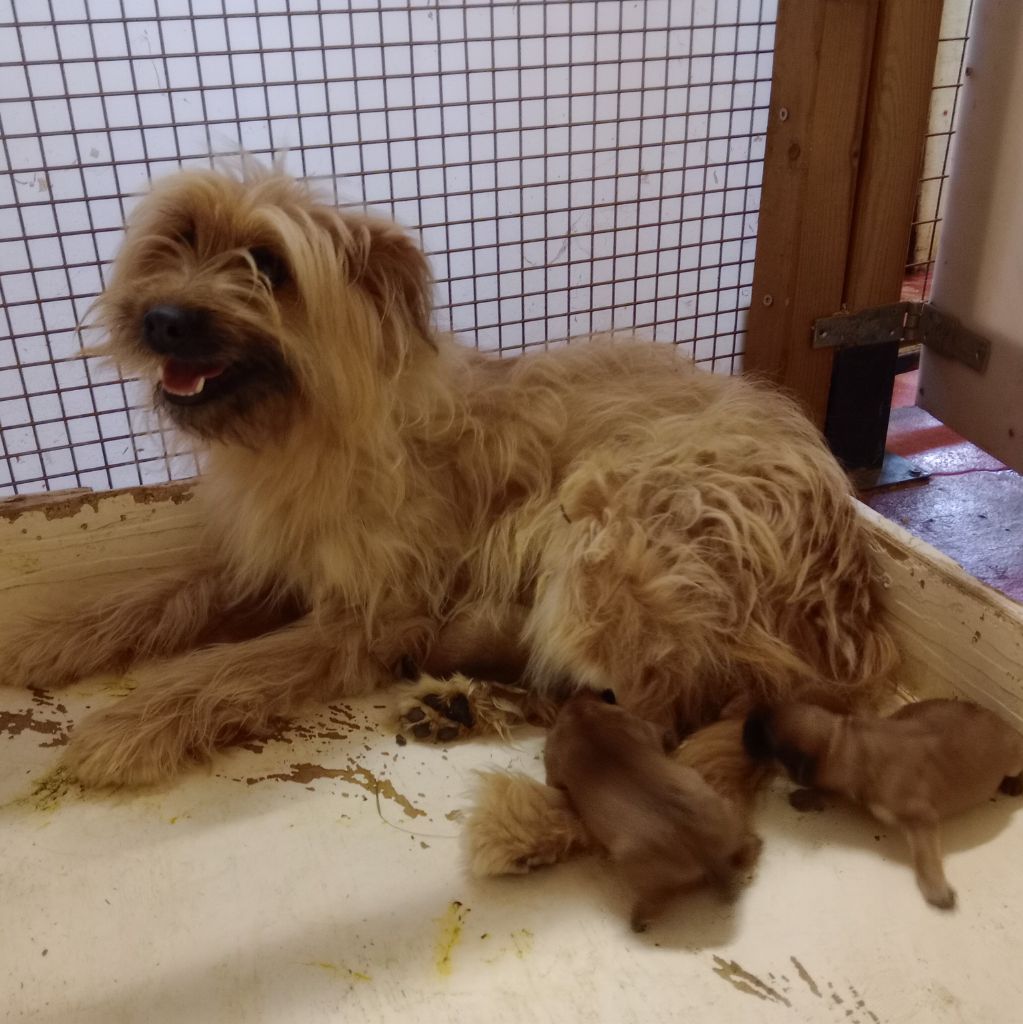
[302,962,371,983]
[509,929,533,959]
[6,765,81,813]
[434,900,469,976]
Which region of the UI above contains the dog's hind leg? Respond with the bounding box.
[522,512,729,734]
[903,822,956,909]
[64,612,390,787]
[0,567,244,691]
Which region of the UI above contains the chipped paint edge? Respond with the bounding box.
[0,480,197,523]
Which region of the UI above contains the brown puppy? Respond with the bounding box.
[743,699,1023,908]
[546,690,761,931]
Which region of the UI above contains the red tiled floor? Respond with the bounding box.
[861,370,1023,603]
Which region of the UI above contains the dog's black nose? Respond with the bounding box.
[142,305,205,355]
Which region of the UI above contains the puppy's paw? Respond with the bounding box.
[629,913,650,934]
[788,787,828,813]
[999,774,1023,797]
[923,884,957,911]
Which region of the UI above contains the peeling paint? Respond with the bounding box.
[0,706,70,747]
[0,481,195,523]
[248,761,426,819]
[711,956,791,1006]
[790,956,821,998]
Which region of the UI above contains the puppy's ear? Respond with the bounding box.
[350,216,437,350]
[742,709,777,760]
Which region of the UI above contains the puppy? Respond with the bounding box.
[0,164,897,788]
[545,690,761,931]
[464,716,771,880]
[743,699,1023,908]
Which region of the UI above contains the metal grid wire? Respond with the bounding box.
[0,0,777,497]
[903,0,975,304]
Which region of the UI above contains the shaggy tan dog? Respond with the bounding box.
[0,166,896,787]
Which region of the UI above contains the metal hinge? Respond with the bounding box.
[813,301,991,372]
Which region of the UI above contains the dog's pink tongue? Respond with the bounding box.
[161,359,225,396]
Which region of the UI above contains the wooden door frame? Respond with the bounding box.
[744,0,945,432]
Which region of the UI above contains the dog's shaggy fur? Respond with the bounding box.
[0,166,897,787]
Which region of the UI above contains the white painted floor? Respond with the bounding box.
[3,679,1023,1024]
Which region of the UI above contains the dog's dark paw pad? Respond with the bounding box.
[445,693,475,728]
[397,686,476,744]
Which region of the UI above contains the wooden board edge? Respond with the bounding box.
[2,484,1021,733]
[856,500,1023,730]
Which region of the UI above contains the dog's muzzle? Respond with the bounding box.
[142,304,229,403]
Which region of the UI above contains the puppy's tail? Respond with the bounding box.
[675,717,773,810]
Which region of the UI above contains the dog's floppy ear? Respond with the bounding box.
[742,709,777,760]
[349,216,437,351]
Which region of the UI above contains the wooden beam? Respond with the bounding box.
[858,502,1023,731]
[744,0,879,426]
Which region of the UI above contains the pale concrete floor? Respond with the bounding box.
[3,681,1023,1024]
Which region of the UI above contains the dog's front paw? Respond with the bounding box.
[65,704,198,787]
[397,677,477,744]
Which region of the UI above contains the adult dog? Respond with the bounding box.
[0,166,896,787]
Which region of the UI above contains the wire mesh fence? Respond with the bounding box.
[0,0,778,497]
[903,0,975,305]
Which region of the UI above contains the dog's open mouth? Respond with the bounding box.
[160,358,230,405]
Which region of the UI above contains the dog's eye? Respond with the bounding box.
[250,247,288,289]
[178,225,197,249]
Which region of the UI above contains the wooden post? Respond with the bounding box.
[746,0,945,431]
[843,1,944,310]
[823,0,944,467]
[744,0,880,426]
